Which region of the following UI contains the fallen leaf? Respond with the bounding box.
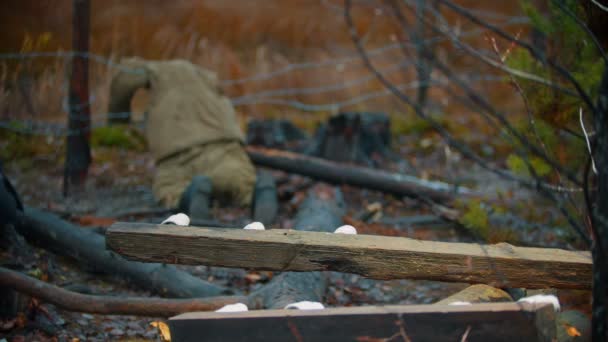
[27,268,43,279]
[245,273,262,283]
[151,321,171,341]
[564,324,582,337]
[15,313,27,329]
[73,215,116,227]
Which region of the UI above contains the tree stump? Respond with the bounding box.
[246,119,309,150]
[306,112,393,166]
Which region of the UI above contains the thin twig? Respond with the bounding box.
[580,107,598,174]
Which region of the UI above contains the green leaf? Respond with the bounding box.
[506,153,551,177]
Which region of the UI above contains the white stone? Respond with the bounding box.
[448,301,472,306]
[334,225,357,235]
[517,294,560,312]
[284,301,325,310]
[215,303,249,313]
[161,213,190,226]
[243,222,265,230]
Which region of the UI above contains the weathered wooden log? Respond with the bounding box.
[246,146,470,202]
[15,207,230,298]
[434,284,513,305]
[0,267,247,317]
[169,302,556,342]
[106,223,592,289]
[436,286,591,341]
[247,185,345,309]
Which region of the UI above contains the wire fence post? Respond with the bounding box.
[63,0,91,197]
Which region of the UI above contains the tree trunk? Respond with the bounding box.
[591,62,608,342]
[64,0,91,196]
[247,185,345,309]
[14,208,230,298]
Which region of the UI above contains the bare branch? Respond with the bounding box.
[436,0,599,117]
[591,0,608,12]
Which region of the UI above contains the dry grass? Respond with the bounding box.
[0,0,527,137]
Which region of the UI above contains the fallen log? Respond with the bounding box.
[379,214,449,227]
[246,185,345,309]
[246,146,471,203]
[106,223,592,289]
[0,267,246,317]
[168,302,556,342]
[15,207,230,298]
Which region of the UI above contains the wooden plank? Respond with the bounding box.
[168,302,556,342]
[106,223,592,289]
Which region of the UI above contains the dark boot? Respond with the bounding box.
[251,171,278,226]
[179,175,212,221]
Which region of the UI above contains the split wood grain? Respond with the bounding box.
[168,302,556,342]
[106,223,592,289]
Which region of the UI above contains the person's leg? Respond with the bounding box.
[251,171,278,226]
[152,159,192,209]
[178,175,213,221]
[194,142,257,208]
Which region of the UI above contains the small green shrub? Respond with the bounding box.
[91,125,147,151]
[506,153,552,177]
[458,200,490,240]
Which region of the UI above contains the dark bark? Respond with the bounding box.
[305,112,395,167]
[247,185,345,309]
[591,62,608,342]
[246,119,309,150]
[247,146,470,203]
[251,171,278,226]
[0,267,248,317]
[0,164,23,226]
[413,0,436,109]
[63,0,92,196]
[13,207,231,298]
[583,0,608,50]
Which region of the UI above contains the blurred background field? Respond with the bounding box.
[0,0,582,240]
[0,0,527,130]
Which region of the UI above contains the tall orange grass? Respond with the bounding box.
[0,0,527,134]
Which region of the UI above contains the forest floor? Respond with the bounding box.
[0,127,591,342]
